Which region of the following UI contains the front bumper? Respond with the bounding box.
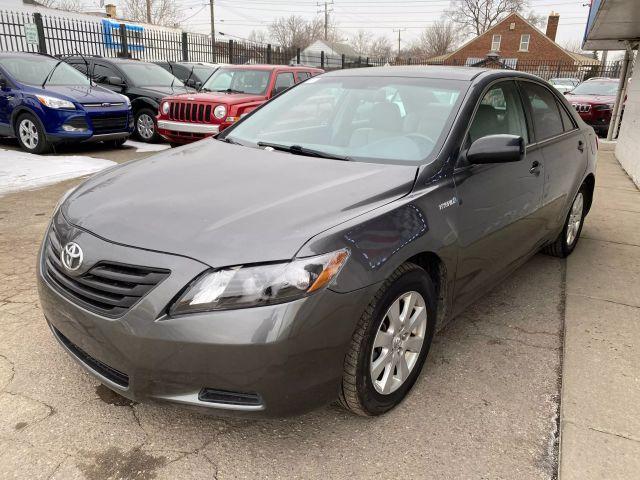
[42,108,134,144]
[37,215,375,417]
[157,119,221,144]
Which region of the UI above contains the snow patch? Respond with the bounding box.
[124,140,170,152]
[0,148,116,196]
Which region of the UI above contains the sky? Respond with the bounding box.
[85,0,594,50]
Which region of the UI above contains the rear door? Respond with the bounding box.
[0,69,15,133]
[519,80,588,238]
[270,71,295,97]
[452,80,546,312]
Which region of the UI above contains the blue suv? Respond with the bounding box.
[0,52,134,154]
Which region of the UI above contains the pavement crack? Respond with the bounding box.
[586,426,640,444]
[467,331,559,351]
[0,353,16,390]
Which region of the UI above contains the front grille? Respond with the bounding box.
[43,227,170,318]
[52,325,129,388]
[169,101,211,123]
[572,103,591,113]
[90,113,129,134]
[65,117,89,129]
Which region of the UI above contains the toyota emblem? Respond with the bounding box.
[61,242,83,271]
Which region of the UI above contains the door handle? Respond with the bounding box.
[578,141,585,152]
[529,160,541,176]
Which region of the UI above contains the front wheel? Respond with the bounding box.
[134,108,160,143]
[15,113,51,154]
[339,263,436,416]
[543,186,587,258]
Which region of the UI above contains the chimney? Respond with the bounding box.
[546,11,560,42]
[105,4,116,18]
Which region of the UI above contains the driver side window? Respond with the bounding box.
[469,81,528,144]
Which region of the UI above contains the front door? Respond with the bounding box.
[452,80,546,312]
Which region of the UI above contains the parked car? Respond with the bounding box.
[39,67,596,417]
[548,77,580,94]
[564,77,619,136]
[0,52,133,154]
[67,56,195,142]
[154,61,219,89]
[156,64,322,145]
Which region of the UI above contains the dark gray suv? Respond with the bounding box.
[37,67,597,417]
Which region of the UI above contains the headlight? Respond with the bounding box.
[161,101,170,114]
[213,105,227,119]
[53,186,77,214]
[36,95,75,110]
[170,249,349,315]
[594,104,614,111]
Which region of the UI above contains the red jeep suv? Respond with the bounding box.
[156,64,323,145]
[565,78,619,136]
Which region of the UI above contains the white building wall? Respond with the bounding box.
[615,69,640,187]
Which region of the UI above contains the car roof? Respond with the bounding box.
[0,52,50,60]
[217,64,322,71]
[324,66,489,81]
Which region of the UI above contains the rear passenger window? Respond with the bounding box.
[521,82,565,140]
[274,72,295,91]
[557,101,576,131]
[469,81,528,144]
[297,72,310,82]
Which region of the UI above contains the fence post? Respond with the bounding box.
[228,39,234,64]
[32,12,47,54]
[119,23,129,58]
[365,57,369,67]
[181,32,189,61]
[266,44,272,64]
[320,51,325,69]
[341,54,345,69]
[296,47,301,64]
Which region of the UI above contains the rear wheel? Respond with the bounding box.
[15,113,50,154]
[134,108,159,143]
[339,263,436,416]
[543,185,587,258]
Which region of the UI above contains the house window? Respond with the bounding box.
[491,34,501,51]
[519,34,530,52]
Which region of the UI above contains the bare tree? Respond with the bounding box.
[39,0,84,11]
[446,0,529,36]
[562,39,595,57]
[248,29,269,45]
[369,35,393,59]
[350,30,373,56]
[415,20,459,58]
[122,0,181,27]
[524,10,545,29]
[268,15,338,49]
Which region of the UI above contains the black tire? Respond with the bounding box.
[107,138,128,148]
[134,108,160,143]
[339,262,437,416]
[15,113,51,154]
[169,142,181,148]
[543,185,588,258]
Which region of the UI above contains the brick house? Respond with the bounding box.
[430,12,597,69]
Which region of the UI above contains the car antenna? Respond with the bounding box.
[167,60,176,91]
[183,65,196,92]
[74,49,91,83]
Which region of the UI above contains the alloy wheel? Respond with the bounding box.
[566,192,584,246]
[19,119,39,150]
[137,113,155,140]
[370,291,427,395]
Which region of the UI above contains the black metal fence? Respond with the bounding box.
[0,9,622,81]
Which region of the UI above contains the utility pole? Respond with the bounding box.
[393,28,406,57]
[146,0,151,23]
[317,1,333,41]
[209,0,215,61]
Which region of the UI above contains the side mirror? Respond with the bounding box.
[107,76,124,86]
[467,134,525,164]
[185,78,197,87]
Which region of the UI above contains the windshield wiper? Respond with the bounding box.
[215,88,244,94]
[42,59,64,88]
[218,136,241,145]
[257,142,350,161]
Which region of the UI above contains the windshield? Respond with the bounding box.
[118,62,184,87]
[569,81,618,96]
[224,76,466,165]
[0,56,90,86]
[191,66,217,83]
[202,68,271,95]
[550,79,575,86]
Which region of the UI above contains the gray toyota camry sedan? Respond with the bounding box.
[38,67,597,417]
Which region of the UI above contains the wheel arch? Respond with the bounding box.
[10,106,46,136]
[582,173,595,215]
[404,251,449,331]
[131,97,159,113]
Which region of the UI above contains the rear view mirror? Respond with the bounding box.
[467,134,525,164]
[107,76,124,86]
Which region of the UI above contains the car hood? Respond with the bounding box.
[137,85,197,99]
[63,140,417,267]
[564,93,615,104]
[166,91,265,104]
[41,85,126,104]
